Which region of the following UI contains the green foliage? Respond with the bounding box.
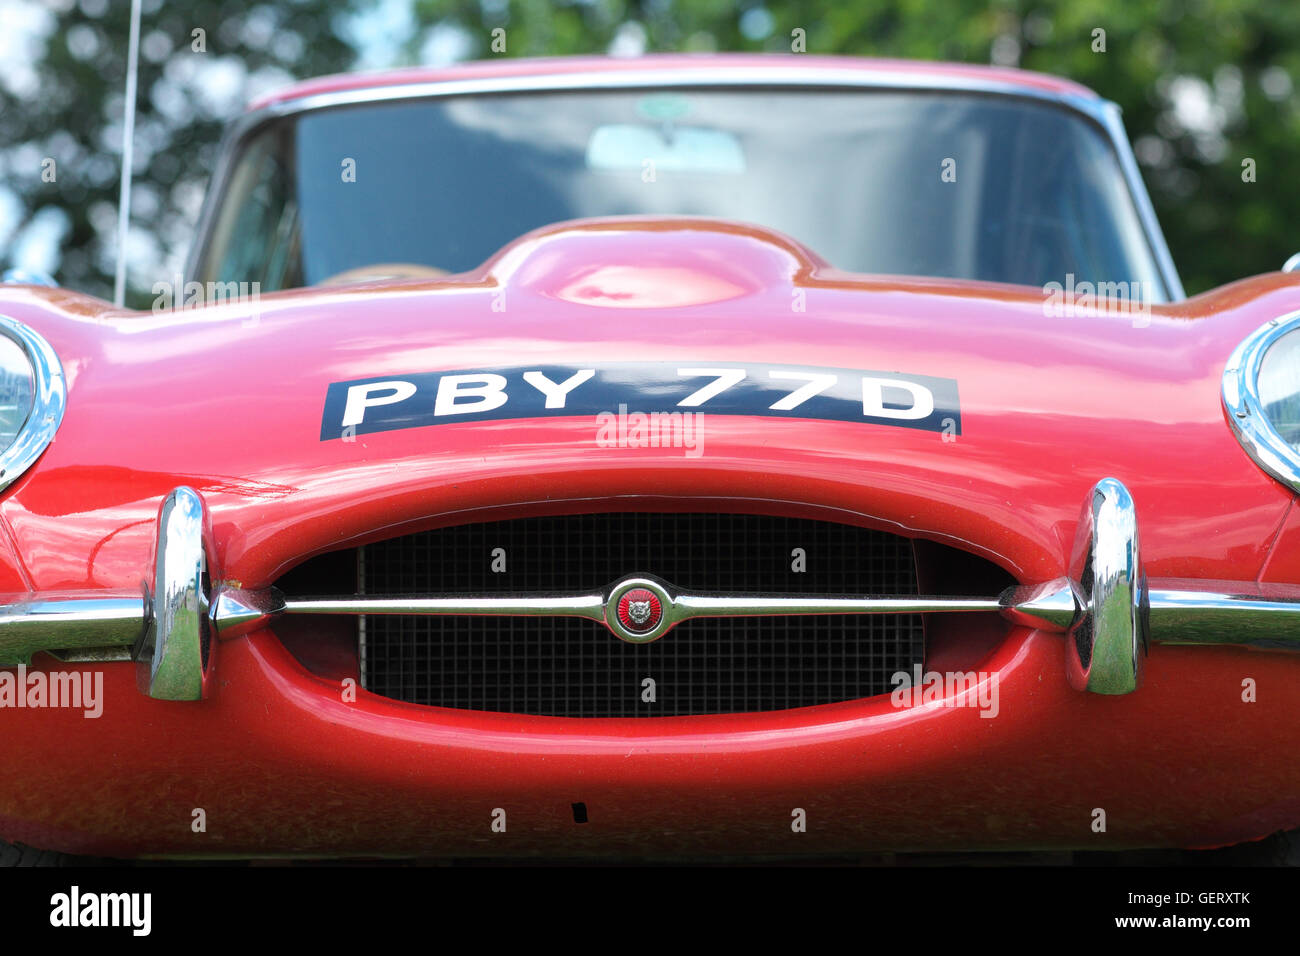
[0,1,354,305]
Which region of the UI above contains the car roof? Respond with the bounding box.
[247,52,1101,113]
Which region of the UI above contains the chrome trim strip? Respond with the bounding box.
[185,64,1183,301]
[0,596,146,666]
[675,595,999,616]
[1223,310,1300,494]
[0,315,66,496]
[134,487,213,700]
[681,595,993,616]
[47,646,134,663]
[9,577,1300,673]
[230,578,1300,653]
[997,578,1079,631]
[283,593,607,620]
[210,578,1012,646]
[210,560,1300,659]
[270,593,1001,619]
[1146,589,1300,647]
[209,586,286,638]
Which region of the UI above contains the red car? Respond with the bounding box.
[2,53,1300,863]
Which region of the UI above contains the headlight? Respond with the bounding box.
[0,335,35,453]
[0,314,66,492]
[1224,310,1300,492]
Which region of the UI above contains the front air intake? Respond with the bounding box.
[356,512,925,717]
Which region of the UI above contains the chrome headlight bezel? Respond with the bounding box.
[0,314,66,494]
[1223,309,1300,493]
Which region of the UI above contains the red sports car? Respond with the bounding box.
[2,53,1299,862]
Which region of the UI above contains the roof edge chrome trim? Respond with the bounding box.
[185,66,1184,301]
[237,66,1107,126]
[1223,310,1300,494]
[0,314,66,496]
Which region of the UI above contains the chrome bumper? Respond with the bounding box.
[0,487,212,700]
[0,479,1295,699]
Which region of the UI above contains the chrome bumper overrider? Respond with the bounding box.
[0,487,212,700]
[0,479,1296,699]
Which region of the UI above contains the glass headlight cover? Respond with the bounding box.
[0,335,35,454]
[0,315,66,493]
[1224,311,1300,493]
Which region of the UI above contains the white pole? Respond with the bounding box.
[113,0,143,308]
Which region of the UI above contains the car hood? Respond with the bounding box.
[0,216,1297,594]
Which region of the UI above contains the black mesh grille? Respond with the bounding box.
[361,513,924,717]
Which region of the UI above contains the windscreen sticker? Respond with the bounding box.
[319,361,961,440]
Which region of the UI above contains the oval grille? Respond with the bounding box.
[357,512,925,717]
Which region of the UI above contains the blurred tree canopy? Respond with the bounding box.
[1,0,1297,304]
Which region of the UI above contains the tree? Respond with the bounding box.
[0,0,356,306]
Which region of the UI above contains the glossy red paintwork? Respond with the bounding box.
[2,214,1300,857]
